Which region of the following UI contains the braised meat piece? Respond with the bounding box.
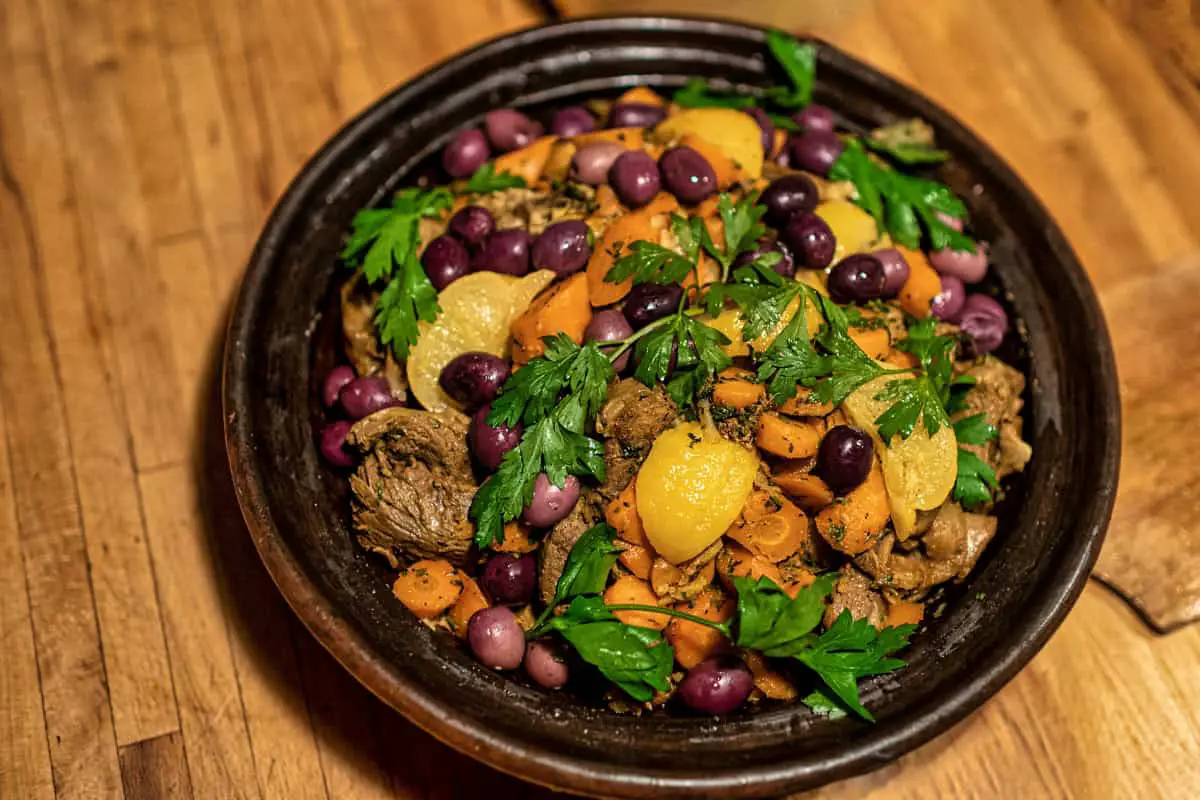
[537,489,604,603]
[956,356,1031,481]
[855,503,998,595]
[823,564,887,629]
[346,407,477,567]
[594,378,679,500]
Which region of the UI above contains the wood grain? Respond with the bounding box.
[1,0,1199,798]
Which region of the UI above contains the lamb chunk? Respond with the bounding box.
[537,490,604,604]
[956,356,1031,481]
[595,379,678,499]
[823,564,887,629]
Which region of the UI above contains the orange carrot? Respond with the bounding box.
[447,576,489,637]
[649,557,684,598]
[604,575,667,629]
[815,460,891,555]
[898,246,941,318]
[616,86,666,107]
[681,255,721,297]
[586,210,657,306]
[643,192,680,217]
[493,135,557,185]
[680,133,738,190]
[716,542,783,592]
[618,544,654,580]
[777,386,835,417]
[743,651,797,700]
[572,127,645,151]
[884,348,920,369]
[542,140,577,182]
[887,601,925,627]
[392,559,464,619]
[770,128,788,159]
[726,499,809,563]
[713,369,765,409]
[666,587,733,669]
[605,481,649,548]
[772,465,835,512]
[510,273,592,364]
[849,327,890,359]
[756,413,822,459]
[494,521,538,554]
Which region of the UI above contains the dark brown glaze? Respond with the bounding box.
[223,16,1120,799]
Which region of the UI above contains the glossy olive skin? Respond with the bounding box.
[788,129,844,176]
[623,283,684,330]
[551,106,595,137]
[874,248,911,297]
[339,376,399,420]
[422,235,471,290]
[761,174,819,228]
[471,229,532,276]
[469,403,521,471]
[467,607,525,670]
[524,641,570,689]
[958,294,1009,353]
[678,656,754,715]
[780,212,836,269]
[531,221,592,276]
[318,421,355,468]
[817,425,874,493]
[930,274,966,323]
[747,107,775,154]
[521,473,580,528]
[793,103,836,133]
[659,146,717,205]
[484,108,543,151]
[828,254,887,303]
[481,553,537,606]
[571,141,625,185]
[584,309,634,372]
[607,102,667,129]
[609,150,661,208]
[442,128,490,178]
[322,365,356,408]
[438,352,510,411]
[732,237,795,278]
[448,205,496,248]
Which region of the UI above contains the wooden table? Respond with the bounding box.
[2,0,1198,797]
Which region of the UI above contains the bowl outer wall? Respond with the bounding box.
[223,16,1120,799]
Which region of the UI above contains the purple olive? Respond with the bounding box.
[584,309,634,372]
[551,106,596,137]
[422,235,470,290]
[828,255,887,304]
[442,129,490,178]
[532,220,592,276]
[481,553,537,605]
[524,640,570,689]
[609,150,661,208]
[930,243,989,284]
[469,403,522,471]
[322,365,356,408]
[319,421,355,468]
[958,294,1009,353]
[788,130,844,176]
[660,146,717,205]
[521,473,580,528]
[732,237,795,279]
[678,655,753,714]
[448,205,496,249]
[780,212,836,269]
[818,425,873,493]
[760,174,820,228]
[570,141,626,185]
[467,607,525,670]
[340,376,399,420]
[930,274,966,323]
[793,104,836,134]
[472,229,531,276]
[484,108,543,152]
[623,283,684,330]
[439,352,510,411]
[747,107,775,154]
[873,248,911,297]
[608,103,666,129]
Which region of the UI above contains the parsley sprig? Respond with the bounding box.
[340,187,453,359]
[952,413,1000,508]
[673,30,817,113]
[606,214,703,286]
[530,527,915,719]
[633,312,732,408]
[701,193,769,281]
[460,162,527,194]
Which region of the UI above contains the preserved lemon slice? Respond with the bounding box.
[654,108,764,180]
[637,422,759,564]
[815,199,887,264]
[842,371,957,538]
[407,270,555,413]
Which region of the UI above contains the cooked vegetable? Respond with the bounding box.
[815,460,891,555]
[587,210,658,305]
[467,606,526,669]
[460,162,526,194]
[772,466,835,511]
[666,586,733,669]
[481,553,537,605]
[510,272,592,364]
[618,544,654,580]
[438,352,510,411]
[816,425,874,493]
[393,559,465,618]
[492,134,557,185]
[712,371,765,409]
[655,108,765,182]
[815,198,881,263]
[725,494,809,563]
[716,542,783,590]
[605,481,648,547]
[604,575,667,629]
[898,245,942,318]
[679,655,754,714]
[756,413,821,459]
[636,422,760,563]
[616,86,666,107]
[448,576,490,637]
[340,376,399,420]
[572,127,646,151]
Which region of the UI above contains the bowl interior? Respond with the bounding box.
[225,17,1118,798]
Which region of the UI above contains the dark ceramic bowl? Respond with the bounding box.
[224,16,1120,799]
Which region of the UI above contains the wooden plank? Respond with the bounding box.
[119,732,195,800]
[0,375,55,800]
[138,465,260,800]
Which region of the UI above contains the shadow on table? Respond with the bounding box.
[192,324,567,799]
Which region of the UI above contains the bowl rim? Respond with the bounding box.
[224,14,1120,797]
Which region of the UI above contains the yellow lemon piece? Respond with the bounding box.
[407,270,555,413]
[842,371,957,538]
[815,199,885,264]
[654,108,764,179]
[637,422,760,564]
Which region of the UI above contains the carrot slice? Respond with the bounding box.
[572,127,645,151]
[618,544,654,580]
[666,587,733,669]
[772,465,835,512]
[605,481,649,548]
[897,246,941,318]
[510,272,592,364]
[447,577,489,637]
[493,135,558,185]
[586,210,657,306]
[393,559,464,619]
[756,413,822,459]
[680,133,738,190]
[616,86,666,107]
[604,575,667,629]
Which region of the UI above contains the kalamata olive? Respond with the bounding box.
[660,146,717,205]
[421,235,470,290]
[551,106,595,137]
[481,553,537,606]
[930,274,966,323]
[780,212,836,269]
[929,243,988,284]
[732,237,795,279]
[322,365,356,408]
[521,473,580,528]
[570,141,625,185]
[760,174,820,228]
[747,107,775,154]
[623,283,684,330]
[679,655,753,714]
[471,229,531,276]
[793,103,836,133]
[828,254,887,303]
[873,248,911,297]
[936,211,965,232]
[958,294,1009,354]
[442,128,490,178]
[584,309,634,372]
[339,376,399,420]
[608,150,661,208]
[467,607,525,670]
[531,220,592,276]
[484,108,543,152]
[318,421,355,468]
[608,103,666,129]
[469,403,522,471]
[524,640,570,689]
[438,352,510,410]
[788,130,844,176]
[448,205,496,248]
[817,425,873,493]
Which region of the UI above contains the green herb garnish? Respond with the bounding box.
[952,413,1000,508]
[461,162,527,194]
